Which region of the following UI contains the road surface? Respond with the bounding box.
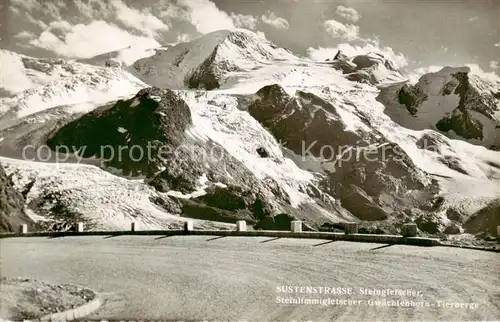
[1,236,499,321]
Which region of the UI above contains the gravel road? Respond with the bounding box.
[1,236,498,321]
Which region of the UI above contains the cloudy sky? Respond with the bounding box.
[1,0,499,76]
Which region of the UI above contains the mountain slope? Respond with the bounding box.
[0,29,498,237]
[0,50,147,131]
[0,161,33,232]
[325,50,405,85]
[130,29,296,90]
[77,45,167,67]
[43,87,353,227]
[378,66,500,149]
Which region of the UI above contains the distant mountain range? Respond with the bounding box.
[1,29,498,238]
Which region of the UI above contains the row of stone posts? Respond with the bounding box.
[19,223,85,233]
[181,220,419,236]
[18,221,425,238]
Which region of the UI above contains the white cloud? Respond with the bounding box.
[466,64,500,82]
[230,13,258,30]
[47,20,73,35]
[261,11,290,30]
[489,60,499,70]
[176,33,192,43]
[159,2,190,21]
[12,0,41,12]
[12,0,169,58]
[306,47,341,61]
[176,0,235,34]
[0,50,34,94]
[342,41,409,69]
[43,2,63,19]
[468,16,478,22]
[29,20,161,58]
[11,0,63,19]
[494,42,500,48]
[13,30,36,40]
[73,0,107,18]
[306,39,409,69]
[11,7,48,29]
[255,31,268,40]
[408,65,443,84]
[323,19,359,41]
[110,0,169,38]
[335,6,361,22]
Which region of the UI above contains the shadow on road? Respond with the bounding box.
[104,235,121,239]
[206,236,226,241]
[313,240,336,247]
[260,237,281,243]
[154,235,173,240]
[47,235,66,239]
[370,244,394,251]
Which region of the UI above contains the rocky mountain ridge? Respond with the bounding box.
[1,29,498,237]
[326,50,404,85]
[378,66,500,149]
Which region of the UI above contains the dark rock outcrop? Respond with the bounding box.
[22,57,77,75]
[345,70,373,84]
[256,147,269,158]
[416,132,451,153]
[443,223,461,234]
[45,87,297,225]
[336,184,388,221]
[248,84,437,224]
[0,163,33,232]
[254,213,298,230]
[180,200,257,224]
[398,83,427,115]
[104,59,121,68]
[437,155,469,175]
[27,190,96,231]
[414,212,441,234]
[185,47,239,90]
[435,109,483,140]
[178,185,275,224]
[352,55,383,70]
[47,87,192,178]
[463,200,500,237]
[446,208,465,221]
[327,52,402,85]
[380,67,500,147]
[333,50,348,60]
[249,85,364,157]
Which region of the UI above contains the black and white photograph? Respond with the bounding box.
[0,0,499,320]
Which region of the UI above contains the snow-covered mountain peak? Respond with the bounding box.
[130,29,297,90]
[1,28,499,238]
[415,66,500,98]
[0,51,147,129]
[323,49,405,85]
[217,29,295,61]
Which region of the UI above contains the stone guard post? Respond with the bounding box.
[402,223,417,237]
[344,222,358,234]
[291,221,302,233]
[236,221,247,232]
[184,221,194,232]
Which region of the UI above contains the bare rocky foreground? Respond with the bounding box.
[0,277,95,320]
[1,236,499,321]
